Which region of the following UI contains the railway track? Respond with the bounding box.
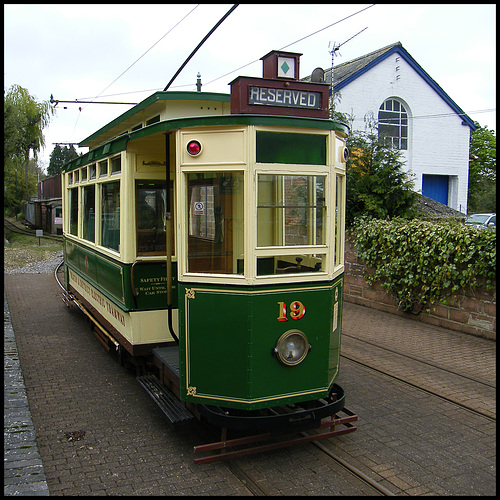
[218,327,496,495]
[188,419,394,496]
[214,340,496,496]
[225,446,395,496]
[4,217,63,243]
[343,333,495,389]
[342,354,496,422]
[341,333,496,421]
[50,262,494,495]
[53,261,394,495]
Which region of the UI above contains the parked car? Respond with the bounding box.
[465,213,496,230]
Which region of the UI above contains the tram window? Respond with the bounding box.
[146,115,160,126]
[82,185,95,243]
[136,181,173,255]
[257,174,325,247]
[68,172,73,185]
[74,170,79,183]
[101,181,120,251]
[99,160,108,177]
[257,253,326,276]
[69,188,78,236]
[81,167,87,182]
[90,164,96,179]
[256,132,326,165]
[186,172,244,274]
[111,156,121,175]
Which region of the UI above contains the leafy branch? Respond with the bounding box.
[353,218,496,313]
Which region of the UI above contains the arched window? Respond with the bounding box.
[378,99,408,150]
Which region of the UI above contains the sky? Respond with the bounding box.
[4,3,496,171]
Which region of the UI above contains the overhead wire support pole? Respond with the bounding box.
[163,4,239,91]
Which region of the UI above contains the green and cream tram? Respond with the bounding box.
[61,50,353,445]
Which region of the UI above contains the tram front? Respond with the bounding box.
[175,51,349,422]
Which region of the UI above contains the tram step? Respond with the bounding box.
[137,374,194,427]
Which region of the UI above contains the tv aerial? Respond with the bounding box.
[328,27,367,117]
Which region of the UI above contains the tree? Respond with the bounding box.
[3,157,45,212]
[468,122,496,213]
[48,144,80,176]
[4,84,53,205]
[345,130,417,227]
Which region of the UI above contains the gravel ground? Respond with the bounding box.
[4,246,63,275]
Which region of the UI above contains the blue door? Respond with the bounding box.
[422,175,449,205]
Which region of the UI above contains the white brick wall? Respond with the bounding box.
[335,54,470,213]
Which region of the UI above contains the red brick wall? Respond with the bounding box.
[344,237,496,340]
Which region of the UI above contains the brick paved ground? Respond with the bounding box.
[341,301,496,419]
[4,295,49,496]
[4,275,258,496]
[333,360,495,495]
[4,273,496,495]
[4,274,379,496]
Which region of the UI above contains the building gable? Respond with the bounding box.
[323,42,476,131]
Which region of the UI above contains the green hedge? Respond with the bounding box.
[352,218,496,313]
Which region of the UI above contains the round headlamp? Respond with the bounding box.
[274,329,310,366]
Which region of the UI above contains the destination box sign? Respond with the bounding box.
[248,86,322,110]
[230,75,329,118]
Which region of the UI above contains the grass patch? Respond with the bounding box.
[4,229,63,271]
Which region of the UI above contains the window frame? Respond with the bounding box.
[82,184,95,243]
[184,170,245,277]
[256,173,327,248]
[175,126,345,285]
[135,180,173,257]
[100,180,121,253]
[378,98,408,150]
[254,168,331,278]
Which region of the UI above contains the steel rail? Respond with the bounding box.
[343,333,495,389]
[342,355,496,422]
[4,218,63,243]
[304,435,395,496]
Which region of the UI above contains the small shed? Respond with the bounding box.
[415,194,466,221]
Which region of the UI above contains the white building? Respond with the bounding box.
[308,42,476,213]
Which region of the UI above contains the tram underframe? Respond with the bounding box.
[150,346,358,464]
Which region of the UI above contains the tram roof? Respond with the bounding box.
[80,91,231,150]
[64,112,349,172]
[64,88,349,172]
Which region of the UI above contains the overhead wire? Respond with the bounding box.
[277,4,374,51]
[82,4,200,106]
[76,4,375,99]
[203,4,375,87]
[65,4,493,129]
[67,4,200,145]
[348,109,495,125]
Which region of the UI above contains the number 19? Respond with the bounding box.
[277,301,306,321]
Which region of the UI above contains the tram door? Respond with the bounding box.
[186,172,244,275]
